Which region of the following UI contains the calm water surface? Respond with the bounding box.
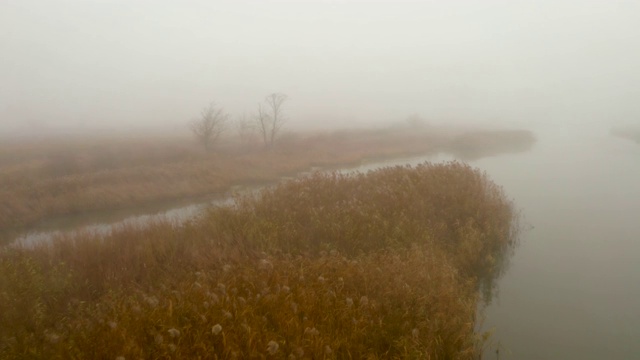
[475,129,640,359]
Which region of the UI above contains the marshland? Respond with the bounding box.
[0,126,533,243]
[1,158,521,359]
[0,124,531,358]
[3,1,640,359]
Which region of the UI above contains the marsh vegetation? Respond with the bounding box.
[0,127,533,240]
[0,162,518,359]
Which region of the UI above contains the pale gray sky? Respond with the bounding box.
[1,0,639,134]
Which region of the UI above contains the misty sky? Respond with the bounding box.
[1,0,639,134]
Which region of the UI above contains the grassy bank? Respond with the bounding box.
[0,127,533,234]
[0,162,518,359]
[611,127,640,144]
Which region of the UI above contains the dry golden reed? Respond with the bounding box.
[0,161,518,359]
[0,127,532,235]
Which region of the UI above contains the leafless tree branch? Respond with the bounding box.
[255,93,287,147]
[189,102,228,151]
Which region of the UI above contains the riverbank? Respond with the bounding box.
[0,126,534,236]
[0,162,519,358]
[611,127,640,144]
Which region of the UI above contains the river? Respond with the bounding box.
[11,127,640,358]
[475,128,640,359]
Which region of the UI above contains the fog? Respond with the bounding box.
[2,0,639,136]
[3,3,640,358]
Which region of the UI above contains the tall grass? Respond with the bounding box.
[0,162,518,359]
[0,127,533,234]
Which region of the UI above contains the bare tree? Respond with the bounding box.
[189,102,228,151]
[234,113,257,146]
[255,93,287,147]
[405,113,427,129]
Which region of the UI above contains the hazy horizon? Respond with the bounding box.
[2,0,639,136]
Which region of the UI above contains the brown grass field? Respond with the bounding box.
[0,126,534,237]
[0,161,519,359]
